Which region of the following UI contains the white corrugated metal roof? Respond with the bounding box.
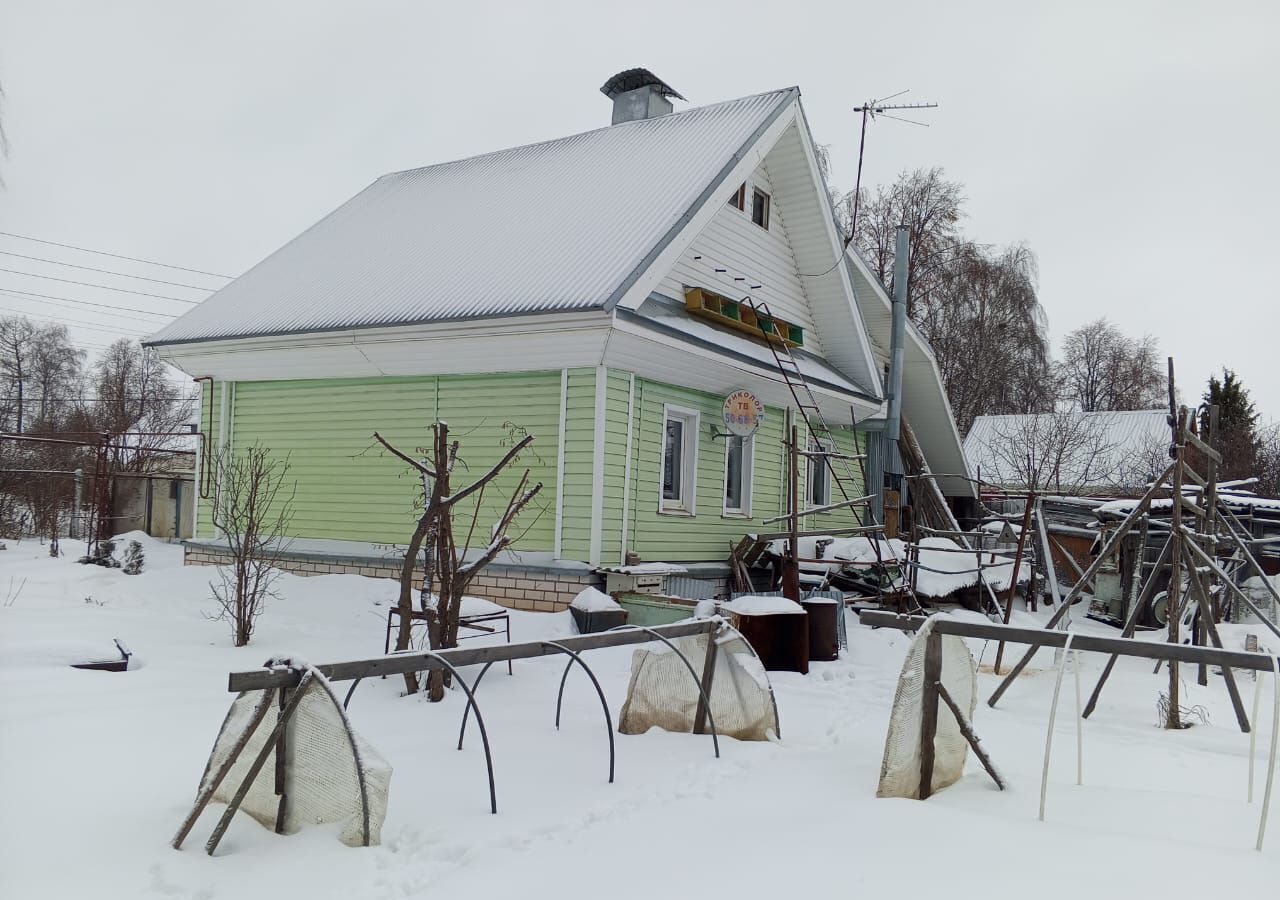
[148,89,795,345]
[964,409,1170,491]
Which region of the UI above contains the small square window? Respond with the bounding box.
[751,188,770,229]
[728,183,746,211]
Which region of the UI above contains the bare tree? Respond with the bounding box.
[91,340,195,470]
[1059,318,1164,412]
[838,169,1052,432]
[1257,421,1280,499]
[915,242,1054,433]
[208,443,294,646]
[845,167,965,312]
[0,317,38,433]
[980,412,1128,495]
[375,422,543,700]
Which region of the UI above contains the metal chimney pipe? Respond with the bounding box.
[885,225,910,441]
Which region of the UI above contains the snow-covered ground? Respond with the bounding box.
[2,534,1279,899]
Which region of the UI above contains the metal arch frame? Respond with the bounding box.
[417,652,498,814]
[540,641,616,784]
[341,663,497,815]
[457,660,499,749]
[308,669,375,845]
[600,624,721,759]
[457,645,616,785]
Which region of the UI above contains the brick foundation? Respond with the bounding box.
[183,545,602,612]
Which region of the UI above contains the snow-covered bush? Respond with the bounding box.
[122,540,145,576]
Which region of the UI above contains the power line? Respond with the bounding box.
[0,290,175,327]
[0,286,177,318]
[0,267,202,304]
[0,305,152,336]
[0,250,220,292]
[0,230,234,279]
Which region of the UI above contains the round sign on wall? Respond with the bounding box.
[723,390,765,437]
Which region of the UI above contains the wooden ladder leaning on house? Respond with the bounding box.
[740,296,917,610]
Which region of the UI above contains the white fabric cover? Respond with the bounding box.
[201,671,391,846]
[876,621,978,799]
[618,628,779,742]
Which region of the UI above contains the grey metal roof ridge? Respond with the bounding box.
[378,86,797,182]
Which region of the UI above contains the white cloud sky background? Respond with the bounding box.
[1,0,1276,417]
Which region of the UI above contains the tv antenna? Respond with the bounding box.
[848,90,938,238]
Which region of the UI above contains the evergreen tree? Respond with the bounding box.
[1202,369,1259,481]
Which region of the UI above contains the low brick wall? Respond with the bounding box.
[183,545,601,612]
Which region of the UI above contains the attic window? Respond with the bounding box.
[751,188,770,229]
[728,183,746,211]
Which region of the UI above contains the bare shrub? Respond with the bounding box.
[208,444,294,646]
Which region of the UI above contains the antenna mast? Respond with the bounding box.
[848,92,939,240]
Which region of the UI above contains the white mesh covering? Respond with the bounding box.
[618,627,779,741]
[199,669,391,847]
[876,622,978,799]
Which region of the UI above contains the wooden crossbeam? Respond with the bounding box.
[228,619,717,692]
[859,610,1280,672]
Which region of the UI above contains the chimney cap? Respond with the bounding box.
[600,68,686,102]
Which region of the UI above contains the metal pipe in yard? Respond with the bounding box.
[884,225,909,442]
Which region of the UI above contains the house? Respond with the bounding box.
[147,70,964,610]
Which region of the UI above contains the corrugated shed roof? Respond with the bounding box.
[964,409,1170,490]
[148,89,795,345]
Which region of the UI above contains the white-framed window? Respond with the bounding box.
[806,439,833,509]
[722,434,754,516]
[727,182,746,211]
[660,405,699,515]
[751,187,771,230]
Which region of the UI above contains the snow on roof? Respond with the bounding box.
[148,89,795,346]
[964,409,1170,492]
[1097,491,1280,518]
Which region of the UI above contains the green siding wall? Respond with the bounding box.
[199,368,868,567]
[619,378,865,563]
[197,372,561,550]
[559,368,596,560]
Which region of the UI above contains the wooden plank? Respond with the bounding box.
[858,610,1280,672]
[692,632,719,736]
[936,681,1005,790]
[918,632,943,800]
[229,619,717,692]
[171,689,275,850]
[986,462,1176,707]
[1081,536,1173,718]
[1183,545,1250,732]
[205,672,316,855]
[1184,428,1223,465]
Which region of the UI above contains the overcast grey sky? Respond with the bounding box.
[2,0,1276,417]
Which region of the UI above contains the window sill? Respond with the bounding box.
[658,506,695,518]
[721,510,752,520]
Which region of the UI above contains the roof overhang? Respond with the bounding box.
[845,248,975,498]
